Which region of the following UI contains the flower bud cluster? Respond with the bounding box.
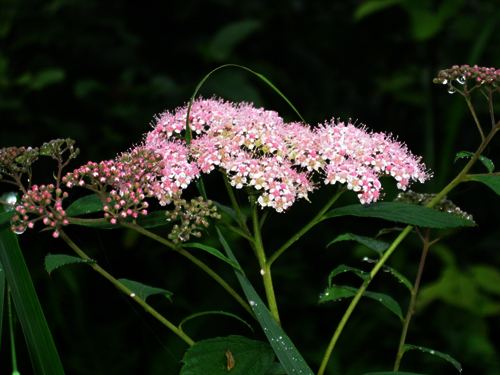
[167,197,221,244]
[433,65,500,87]
[0,146,40,179]
[394,190,473,221]
[62,149,160,223]
[11,184,69,238]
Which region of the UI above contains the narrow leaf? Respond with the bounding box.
[468,174,500,196]
[0,258,5,350]
[117,278,173,302]
[455,151,494,172]
[181,335,274,375]
[216,228,314,375]
[0,216,65,374]
[402,344,462,372]
[319,285,403,320]
[45,254,95,276]
[327,233,389,256]
[213,201,247,223]
[323,202,475,228]
[328,265,371,286]
[363,372,428,375]
[182,243,244,273]
[178,311,253,333]
[381,265,414,293]
[0,210,15,225]
[65,194,104,216]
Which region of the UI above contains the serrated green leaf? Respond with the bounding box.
[182,243,244,273]
[328,265,371,286]
[180,335,274,375]
[323,202,475,228]
[381,265,414,293]
[0,205,65,374]
[117,278,173,302]
[402,344,462,372]
[319,285,403,320]
[468,174,500,196]
[216,228,314,375]
[45,254,95,275]
[65,194,105,216]
[327,233,389,255]
[455,151,494,172]
[179,311,253,333]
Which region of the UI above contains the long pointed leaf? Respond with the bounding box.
[0,217,65,374]
[402,344,462,372]
[0,258,5,351]
[323,202,475,228]
[216,227,314,375]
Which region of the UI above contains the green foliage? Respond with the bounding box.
[417,246,500,316]
[180,335,274,375]
[117,278,173,302]
[0,210,65,374]
[217,228,315,375]
[178,311,253,333]
[324,202,475,228]
[402,344,462,372]
[327,233,390,256]
[319,285,403,321]
[468,174,500,196]
[182,243,244,273]
[44,254,95,276]
[455,151,495,172]
[328,264,371,284]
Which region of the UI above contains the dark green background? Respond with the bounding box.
[1,1,500,374]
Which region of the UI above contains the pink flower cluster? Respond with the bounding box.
[127,98,430,212]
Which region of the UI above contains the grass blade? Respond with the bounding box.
[216,227,314,375]
[0,209,65,374]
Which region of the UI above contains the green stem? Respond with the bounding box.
[394,227,431,371]
[464,93,485,141]
[58,228,195,346]
[222,172,252,237]
[428,123,499,208]
[317,225,414,375]
[117,220,255,319]
[268,185,346,267]
[249,196,281,324]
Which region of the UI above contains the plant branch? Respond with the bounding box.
[58,228,195,346]
[317,225,414,375]
[393,227,431,371]
[117,220,255,319]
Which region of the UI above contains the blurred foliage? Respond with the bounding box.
[1,0,500,374]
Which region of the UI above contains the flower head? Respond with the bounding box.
[134,97,430,211]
